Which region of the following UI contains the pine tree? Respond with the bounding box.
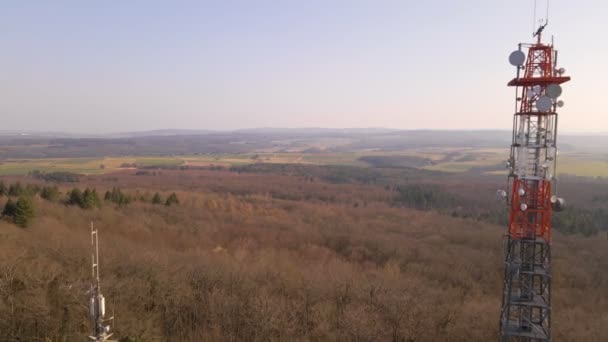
[82,188,101,209]
[152,192,162,205]
[2,198,17,217]
[13,196,35,227]
[68,188,84,207]
[165,192,179,206]
[104,187,131,206]
[40,186,60,202]
[8,182,24,197]
[25,184,40,196]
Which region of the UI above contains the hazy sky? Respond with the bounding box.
[1,0,606,133]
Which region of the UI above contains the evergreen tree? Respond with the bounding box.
[165,192,179,206]
[2,198,17,217]
[68,188,84,207]
[40,186,60,202]
[25,184,41,196]
[152,192,162,205]
[8,182,24,197]
[104,187,131,206]
[14,196,35,227]
[90,188,101,208]
[82,188,101,209]
[0,181,6,196]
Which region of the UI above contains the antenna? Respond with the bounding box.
[533,0,550,39]
[89,222,116,342]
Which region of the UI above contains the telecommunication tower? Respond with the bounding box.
[498,2,570,341]
[89,222,116,342]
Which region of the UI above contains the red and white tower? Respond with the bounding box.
[498,16,570,342]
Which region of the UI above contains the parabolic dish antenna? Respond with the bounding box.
[526,88,535,98]
[536,96,553,112]
[556,100,564,108]
[546,84,563,99]
[532,85,541,95]
[509,50,526,66]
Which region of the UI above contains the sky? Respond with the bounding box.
[1,0,607,133]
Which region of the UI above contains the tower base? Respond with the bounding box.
[499,236,552,342]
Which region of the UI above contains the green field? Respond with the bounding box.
[1,148,607,177]
[418,149,608,177]
[0,157,183,175]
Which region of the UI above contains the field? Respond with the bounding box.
[1,147,607,178]
[1,130,608,178]
[0,169,607,341]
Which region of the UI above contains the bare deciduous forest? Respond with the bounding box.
[3,0,607,340]
[1,169,606,341]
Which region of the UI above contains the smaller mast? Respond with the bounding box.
[89,222,115,342]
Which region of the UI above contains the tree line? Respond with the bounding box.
[0,181,179,227]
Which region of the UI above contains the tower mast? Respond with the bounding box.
[499,2,570,340]
[89,222,115,342]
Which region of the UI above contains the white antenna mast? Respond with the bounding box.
[89,222,116,342]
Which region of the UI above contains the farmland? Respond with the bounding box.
[1,147,607,178]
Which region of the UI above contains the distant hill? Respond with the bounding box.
[0,128,605,158]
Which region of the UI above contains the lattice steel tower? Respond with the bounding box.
[498,10,570,342]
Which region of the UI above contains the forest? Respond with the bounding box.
[0,166,606,341]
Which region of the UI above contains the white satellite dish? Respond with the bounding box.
[509,50,526,66]
[546,84,563,99]
[526,88,535,98]
[558,68,566,74]
[520,203,528,211]
[532,85,541,95]
[536,95,553,112]
[556,100,564,108]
